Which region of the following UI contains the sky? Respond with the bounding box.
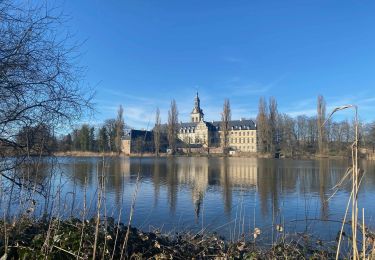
[58,0,375,129]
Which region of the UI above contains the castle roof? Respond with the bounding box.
[123,129,153,140]
[210,119,256,130]
[178,119,256,131]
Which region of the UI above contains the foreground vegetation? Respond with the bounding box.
[4,217,373,259]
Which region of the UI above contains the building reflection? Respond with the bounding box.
[150,158,344,221]
[166,157,258,217]
[176,157,208,220]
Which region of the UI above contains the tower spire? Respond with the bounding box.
[194,92,200,109]
[191,92,204,122]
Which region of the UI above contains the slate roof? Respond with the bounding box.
[210,119,256,130]
[179,122,198,128]
[178,119,256,131]
[123,129,153,140]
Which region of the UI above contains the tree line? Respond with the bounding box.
[256,95,375,157]
[154,96,375,157]
[11,94,375,157]
[56,106,125,153]
[12,105,125,154]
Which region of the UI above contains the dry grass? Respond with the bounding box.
[323,105,374,259]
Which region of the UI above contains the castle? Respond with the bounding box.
[177,93,257,153]
[122,93,257,154]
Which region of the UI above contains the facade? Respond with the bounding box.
[178,93,257,153]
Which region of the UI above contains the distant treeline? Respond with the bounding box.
[58,106,126,153]
[256,95,375,157]
[10,98,375,157]
[9,106,125,155]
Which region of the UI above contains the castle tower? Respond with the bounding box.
[191,92,204,122]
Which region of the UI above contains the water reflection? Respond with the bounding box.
[5,156,373,240]
[78,157,362,221]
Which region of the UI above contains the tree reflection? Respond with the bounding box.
[319,159,329,220]
[220,158,232,214]
[257,159,278,217]
[166,158,178,213]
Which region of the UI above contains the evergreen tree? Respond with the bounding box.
[98,126,109,152]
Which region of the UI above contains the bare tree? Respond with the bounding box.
[154,107,161,156]
[256,97,269,153]
[115,105,124,154]
[366,122,375,153]
[296,115,307,149]
[308,116,318,148]
[0,1,92,193]
[269,97,278,154]
[317,95,327,155]
[278,113,297,157]
[167,100,179,154]
[220,99,231,154]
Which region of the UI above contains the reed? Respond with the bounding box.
[92,158,105,260]
[119,167,141,260]
[322,105,368,259]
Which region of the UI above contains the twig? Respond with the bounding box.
[53,245,84,259]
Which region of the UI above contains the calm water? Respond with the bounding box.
[3,156,375,243]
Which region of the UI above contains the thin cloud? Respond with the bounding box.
[222,56,244,63]
[101,88,160,105]
[221,74,287,97]
[283,94,375,121]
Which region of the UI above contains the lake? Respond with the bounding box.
[2,156,375,244]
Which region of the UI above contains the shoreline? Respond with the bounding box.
[53,151,354,160]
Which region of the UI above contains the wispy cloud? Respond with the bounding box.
[219,74,287,97]
[100,88,160,105]
[282,93,375,122]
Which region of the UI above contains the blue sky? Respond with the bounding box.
[60,0,375,128]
